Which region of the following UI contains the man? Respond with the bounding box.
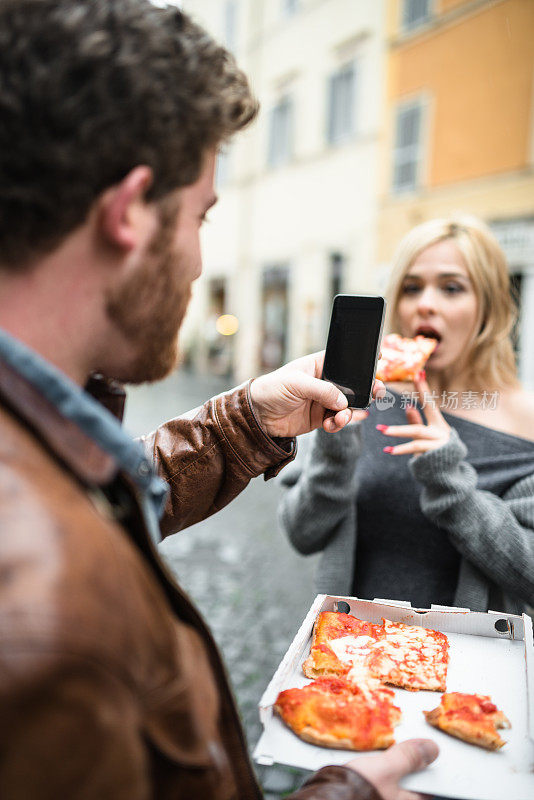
[0,1,438,797]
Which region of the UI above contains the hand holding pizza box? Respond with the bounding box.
[255,596,534,800]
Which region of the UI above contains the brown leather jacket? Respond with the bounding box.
[0,359,380,800]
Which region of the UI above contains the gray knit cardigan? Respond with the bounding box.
[279,424,534,615]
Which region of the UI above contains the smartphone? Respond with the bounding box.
[322,294,386,409]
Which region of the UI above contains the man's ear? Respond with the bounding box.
[98,166,154,252]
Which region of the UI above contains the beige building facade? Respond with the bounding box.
[181,0,386,381]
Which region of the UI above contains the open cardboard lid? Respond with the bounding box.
[254,595,534,800]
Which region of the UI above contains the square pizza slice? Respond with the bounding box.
[303,612,449,692]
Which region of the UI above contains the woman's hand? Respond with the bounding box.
[377,372,452,457]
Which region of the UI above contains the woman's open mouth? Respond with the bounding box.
[415,326,442,354]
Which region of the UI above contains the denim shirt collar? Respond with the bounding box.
[0,328,168,520]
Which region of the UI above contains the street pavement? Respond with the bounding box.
[124,368,319,798]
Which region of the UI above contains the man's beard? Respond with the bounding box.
[105,202,192,384]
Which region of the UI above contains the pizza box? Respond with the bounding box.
[254,594,534,800]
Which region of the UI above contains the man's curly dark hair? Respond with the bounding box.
[0,0,258,268]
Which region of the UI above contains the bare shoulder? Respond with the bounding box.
[499,388,534,439]
[505,388,534,415]
[453,387,534,441]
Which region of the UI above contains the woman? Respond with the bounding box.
[279,215,534,614]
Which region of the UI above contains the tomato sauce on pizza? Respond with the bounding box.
[424,692,510,750]
[376,334,437,382]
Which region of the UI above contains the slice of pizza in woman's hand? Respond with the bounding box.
[424,692,511,750]
[303,611,449,692]
[274,676,401,751]
[376,334,438,382]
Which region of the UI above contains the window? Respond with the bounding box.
[261,266,289,371]
[216,146,232,188]
[510,272,523,356]
[392,100,423,193]
[402,0,431,31]
[282,0,298,16]
[206,279,232,377]
[267,95,294,168]
[330,252,345,299]
[327,61,357,145]
[223,0,237,51]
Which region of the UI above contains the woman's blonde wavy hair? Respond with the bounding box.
[386,214,519,391]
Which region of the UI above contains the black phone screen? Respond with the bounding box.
[322,295,385,408]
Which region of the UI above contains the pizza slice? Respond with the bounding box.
[303,612,449,692]
[274,676,401,751]
[302,611,383,679]
[376,333,437,382]
[366,619,449,692]
[424,692,510,750]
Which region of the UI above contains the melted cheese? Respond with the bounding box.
[329,635,375,668]
[346,665,391,703]
[378,347,421,369]
[372,636,444,688]
[328,621,447,690]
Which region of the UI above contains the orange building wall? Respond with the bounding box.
[387,0,480,36]
[438,0,475,14]
[389,0,534,186]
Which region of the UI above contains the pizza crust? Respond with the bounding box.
[273,708,375,752]
[302,650,346,680]
[296,723,394,751]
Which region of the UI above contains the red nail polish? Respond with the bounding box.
[421,369,426,380]
[383,446,394,453]
[376,424,388,431]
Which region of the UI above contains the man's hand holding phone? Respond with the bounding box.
[250,351,385,439]
[322,294,386,410]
